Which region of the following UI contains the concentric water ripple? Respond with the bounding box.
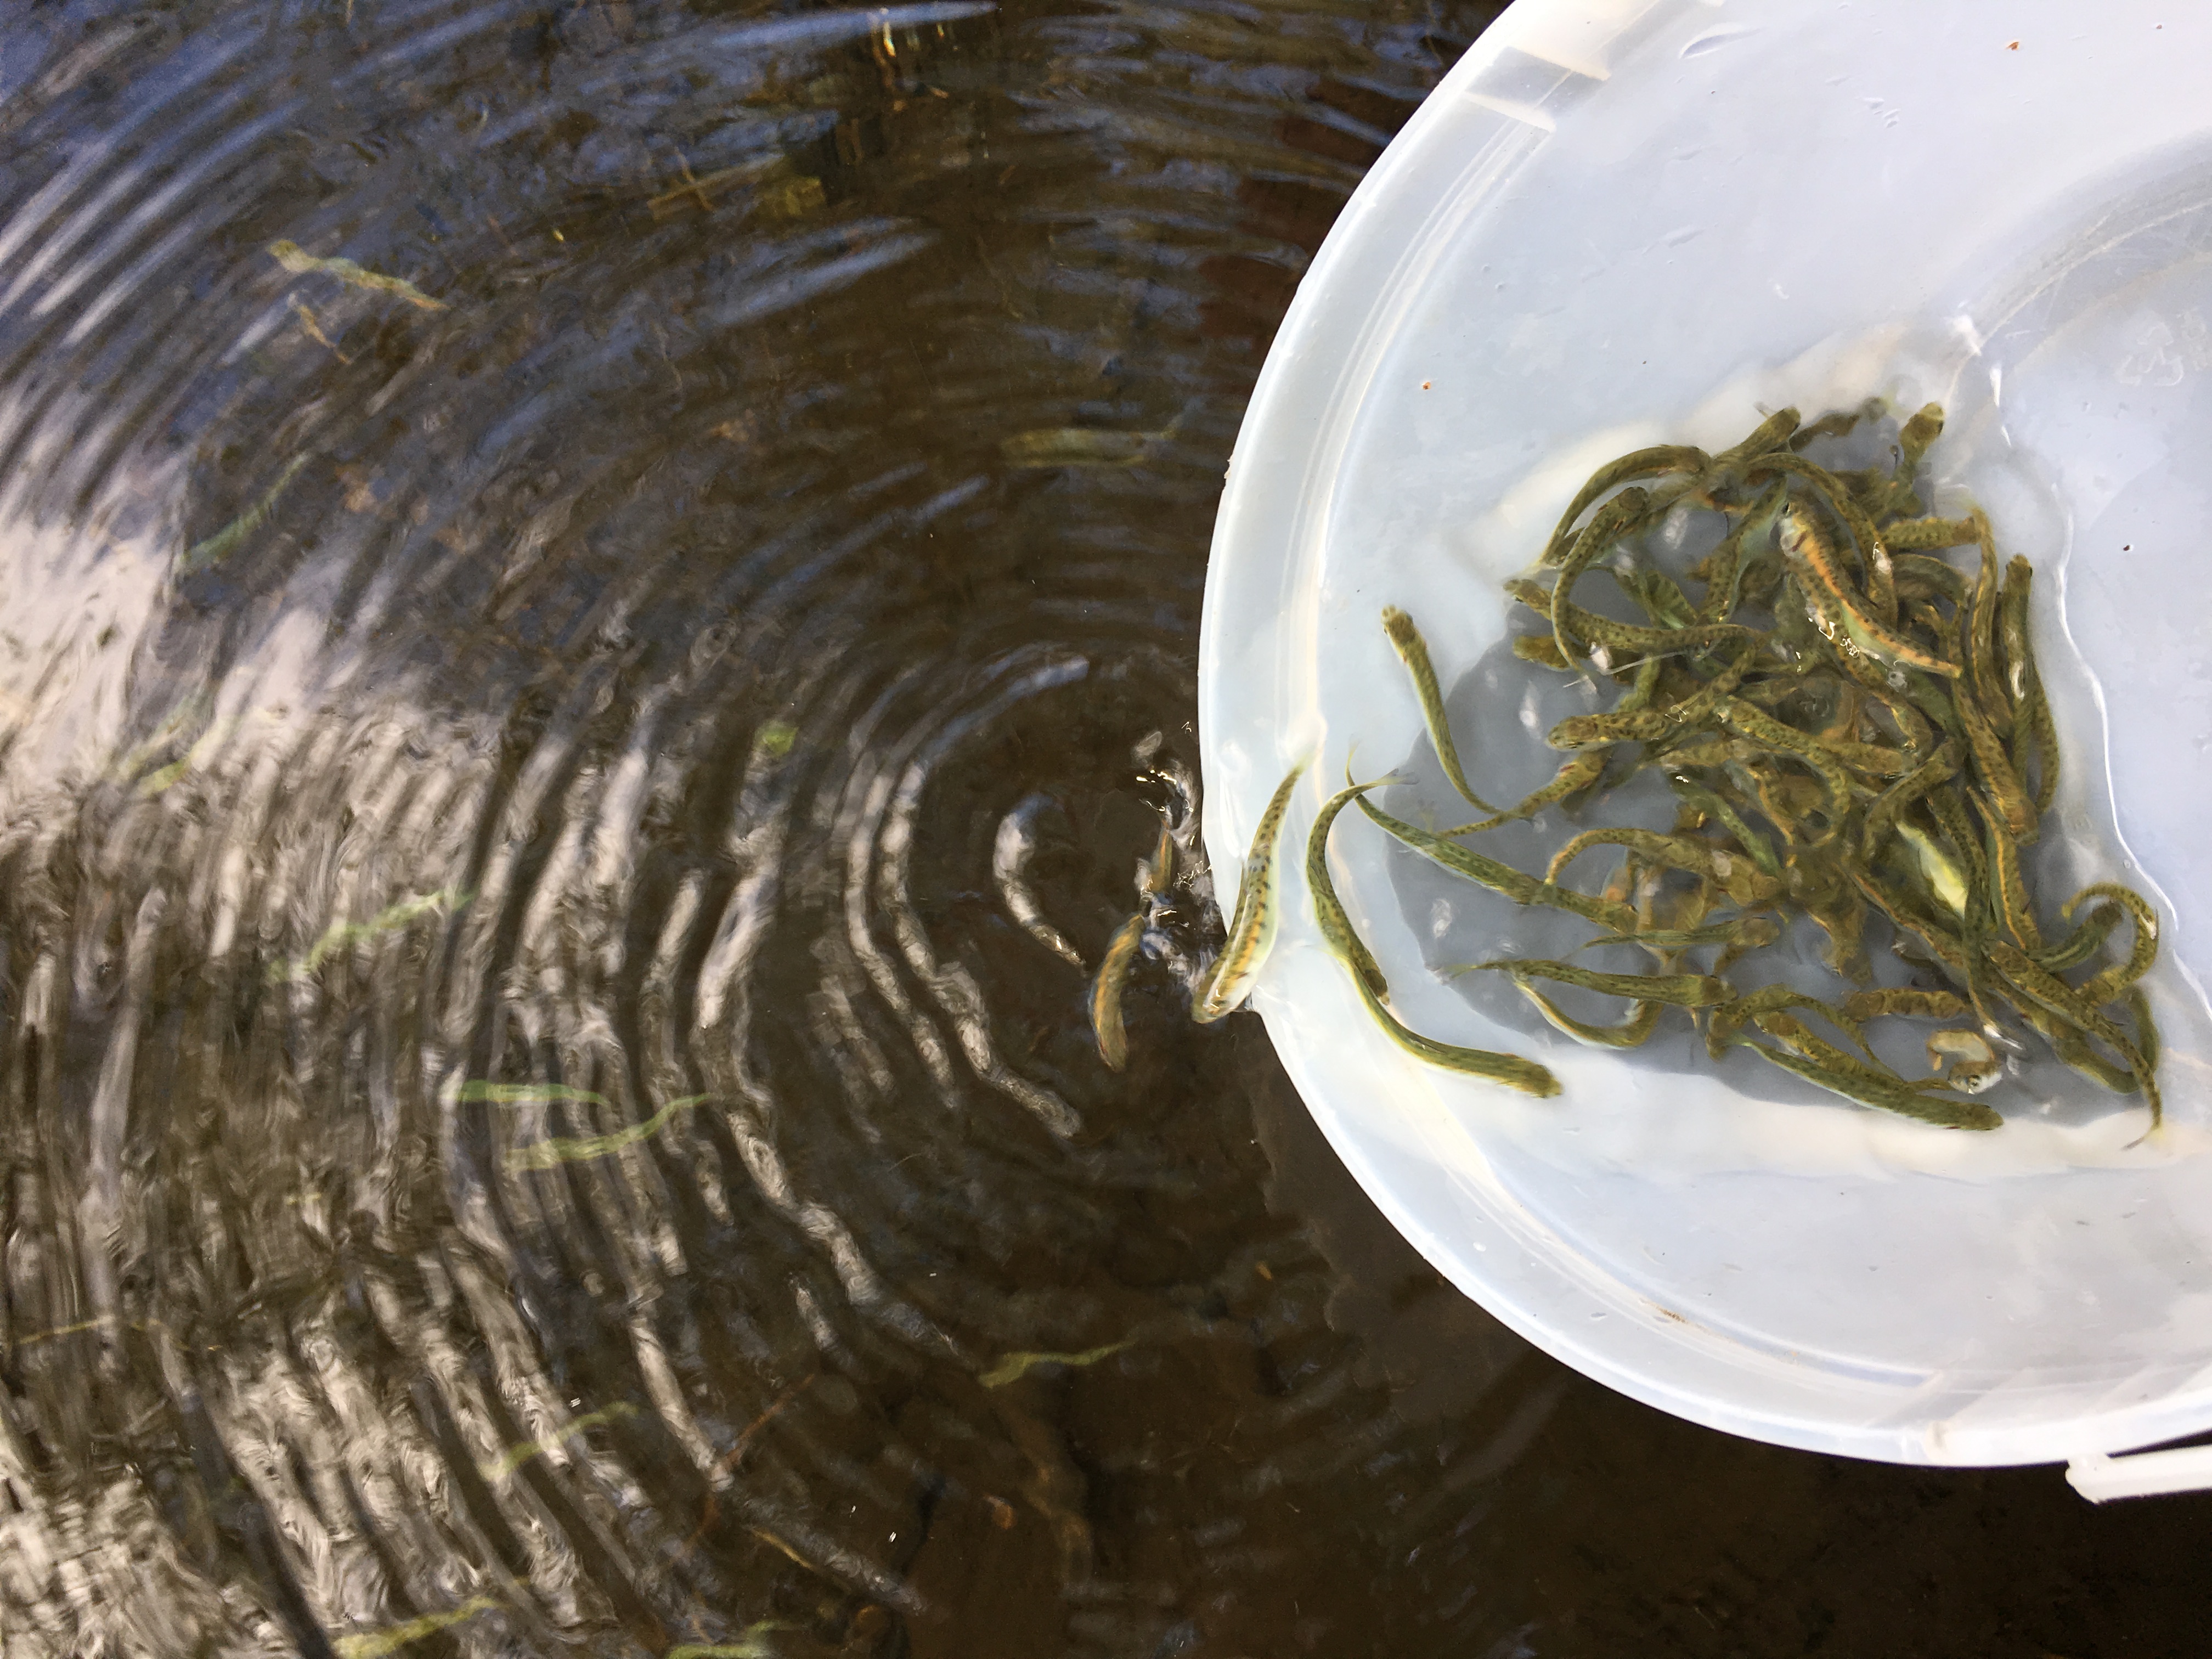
[15,5,2212,1657]
[0,2,1561,1654]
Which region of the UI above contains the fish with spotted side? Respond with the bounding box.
[1190,758,1308,1023]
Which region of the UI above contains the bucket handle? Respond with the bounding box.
[2067,1446,2212,1502]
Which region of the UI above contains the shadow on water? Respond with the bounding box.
[2,2,2211,1656]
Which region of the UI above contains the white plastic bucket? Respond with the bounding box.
[1199,0,2212,1468]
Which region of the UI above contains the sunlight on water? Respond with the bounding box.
[0,2,1567,1654]
[9,2,2203,1655]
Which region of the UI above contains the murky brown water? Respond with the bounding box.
[3,2,2209,1655]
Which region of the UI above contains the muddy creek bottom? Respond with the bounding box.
[0,1,2207,1655]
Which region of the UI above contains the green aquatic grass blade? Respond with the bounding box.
[460,1080,608,1106]
[480,1402,639,1481]
[335,1599,501,1659]
[268,239,447,311]
[505,1094,710,1172]
[268,885,472,984]
[979,1339,1135,1388]
[180,453,311,573]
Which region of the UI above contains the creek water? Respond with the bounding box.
[1,2,2207,1655]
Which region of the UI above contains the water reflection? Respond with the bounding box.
[18,2,2207,1654]
[0,1,1540,1651]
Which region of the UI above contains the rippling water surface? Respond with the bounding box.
[5,3,2212,1655]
